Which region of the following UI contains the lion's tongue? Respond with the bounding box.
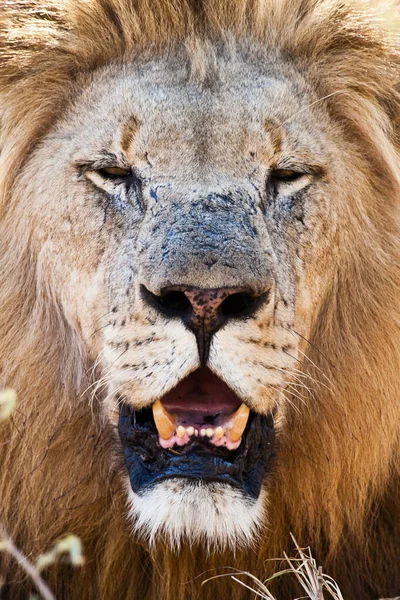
[152,368,250,450]
[161,367,241,416]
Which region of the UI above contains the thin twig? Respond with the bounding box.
[0,522,55,600]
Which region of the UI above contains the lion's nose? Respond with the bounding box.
[140,284,271,363]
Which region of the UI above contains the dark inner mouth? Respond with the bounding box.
[118,368,275,498]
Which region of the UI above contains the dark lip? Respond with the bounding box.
[118,402,276,499]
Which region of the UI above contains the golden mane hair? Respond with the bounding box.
[0,1,399,598]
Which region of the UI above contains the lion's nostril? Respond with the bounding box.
[158,290,192,314]
[141,286,192,318]
[219,294,256,319]
[220,292,264,319]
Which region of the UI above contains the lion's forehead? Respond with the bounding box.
[61,46,329,172]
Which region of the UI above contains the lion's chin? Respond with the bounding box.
[126,479,267,552]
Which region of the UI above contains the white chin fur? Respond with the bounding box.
[126,478,266,552]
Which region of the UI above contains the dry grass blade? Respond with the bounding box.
[0,390,84,598]
[0,523,55,600]
[0,389,16,420]
[204,535,346,600]
[0,524,84,600]
[35,535,84,573]
[202,568,279,599]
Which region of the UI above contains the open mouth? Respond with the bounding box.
[118,368,275,498]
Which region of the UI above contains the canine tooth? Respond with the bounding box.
[206,428,214,437]
[176,425,185,438]
[194,429,199,436]
[186,426,195,436]
[215,426,225,439]
[226,403,250,443]
[152,399,175,440]
[200,428,207,437]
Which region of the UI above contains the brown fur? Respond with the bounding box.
[0,1,400,598]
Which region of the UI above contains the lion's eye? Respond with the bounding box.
[98,166,131,179]
[270,169,305,183]
[83,163,144,209]
[266,167,313,200]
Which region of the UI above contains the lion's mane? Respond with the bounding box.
[0,1,399,598]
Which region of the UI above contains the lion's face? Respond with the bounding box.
[17,44,342,548]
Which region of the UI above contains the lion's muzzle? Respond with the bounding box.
[117,188,278,522]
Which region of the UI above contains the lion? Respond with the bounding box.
[0,0,399,598]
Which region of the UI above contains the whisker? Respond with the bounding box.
[275,90,346,130]
[84,309,115,343]
[83,346,131,407]
[103,382,131,413]
[82,349,104,388]
[85,322,112,342]
[292,329,335,369]
[284,376,312,394]
[278,365,333,393]
[283,384,308,407]
[282,326,335,389]
[286,382,312,404]
[92,309,114,326]
[282,344,333,389]
[294,347,335,389]
[265,383,302,414]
